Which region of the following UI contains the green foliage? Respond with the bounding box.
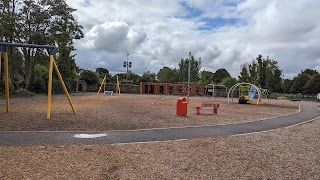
[301,69,318,77]
[282,79,293,94]
[238,55,282,92]
[238,65,249,83]
[290,73,310,93]
[157,67,178,83]
[0,0,83,93]
[30,64,48,93]
[0,78,15,95]
[96,68,109,77]
[220,77,237,88]
[213,68,230,84]
[140,71,156,83]
[177,52,201,83]
[79,70,99,85]
[303,73,320,94]
[199,70,214,84]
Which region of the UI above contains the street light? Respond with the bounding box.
[123,53,132,84]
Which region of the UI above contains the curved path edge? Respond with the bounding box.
[1,105,319,146]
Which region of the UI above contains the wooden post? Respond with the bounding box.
[46,54,54,119]
[53,59,77,115]
[4,51,10,112]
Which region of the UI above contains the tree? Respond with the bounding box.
[140,71,156,83]
[238,64,249,82]
[303,74,320,94]
[79,70,99,85]
[301,69,318,77]
[238,55,283,92]
[177,52,201,83]
[220,77,237,88]
[290,73,310,93]
[47,0,83,86]
[282,79,292,94]
[1,0,83,92]
[96,68,109,77]
[157,67,178,83]
[213,68,231,84]
[30,64,48,93]
[199,70,214,84]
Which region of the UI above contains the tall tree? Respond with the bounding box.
[301,69,318,77]
[157,67,178,83]
[0,0,19,85]
[290,73,310,93]
[47,0,83,85]
[140,71,156,83]
[199,70,214,84]
[17,0,51,89]
[177,52,201,83]
[238,64,249,83]
[213,68,231,84]
[238,55,283,92]
[220,77,237,88]
[282,79,292,94]
[303,73,320,94]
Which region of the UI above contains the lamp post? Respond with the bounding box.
[123,53,132,84]
[188,52,191,102]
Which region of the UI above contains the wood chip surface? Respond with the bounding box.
[1,93,319,179]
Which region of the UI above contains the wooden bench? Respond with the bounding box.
[195,102,220,115]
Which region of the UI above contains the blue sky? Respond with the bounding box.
[67,0,320,79]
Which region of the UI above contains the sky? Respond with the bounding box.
[65,0,320,79]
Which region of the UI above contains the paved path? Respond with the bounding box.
[0,105,319,146]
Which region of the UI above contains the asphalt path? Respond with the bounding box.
[0,105,319,146]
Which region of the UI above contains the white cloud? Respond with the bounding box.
[68,0,320,79]
[83,21,146,53]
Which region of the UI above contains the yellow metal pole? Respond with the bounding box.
[116,75,121,95]
[52,59,77,115]
[47,55,54,119]
[4,51,10,112]
[103,75,106,92]
[97,75,106,95]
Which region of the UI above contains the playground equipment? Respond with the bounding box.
[97,75,107,95]
[228,82,262,105]
[0,42,76,119]
[97,75,121,95]
[260,88,270,99]
[205,84,228,97]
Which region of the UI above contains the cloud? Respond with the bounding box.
[68,0,320,79]
[83,21,146,53]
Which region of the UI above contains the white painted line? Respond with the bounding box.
[74,133,107,139]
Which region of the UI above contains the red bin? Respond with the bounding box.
[176,97,187,116]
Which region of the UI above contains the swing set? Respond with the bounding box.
[0,42,76,119]
[96,75,121,95]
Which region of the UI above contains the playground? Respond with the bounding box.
[0,93,301,131]
[0,93,320,179]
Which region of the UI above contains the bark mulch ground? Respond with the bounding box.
[1,93,319,179]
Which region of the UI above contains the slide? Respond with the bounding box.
[249,86,256,102]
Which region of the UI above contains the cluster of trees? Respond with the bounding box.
[238,55,320,94]
[79,53,320,95]
[90,54,320,96]
[0,0,83,93]
[80,53,237,90]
